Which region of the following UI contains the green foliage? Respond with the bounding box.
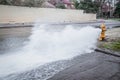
[0,0,45,7]
[74,0,99,13]
[114,1,120,17]
[56,4,66,9]
[74,0,79,9]
[24,0,35,7]
[0,0,9,5]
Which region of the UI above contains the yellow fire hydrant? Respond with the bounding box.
[99,23,106,41]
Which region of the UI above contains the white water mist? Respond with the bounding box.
[0,24,100,77]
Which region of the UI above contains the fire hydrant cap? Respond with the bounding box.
[101,23,105,28]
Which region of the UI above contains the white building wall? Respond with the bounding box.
[0,5,96,24]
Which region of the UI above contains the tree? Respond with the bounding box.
[0,0,10,5]
[56,4,66,9]
[0,0,45,7]
[114,1,120,18]
[74,0,99,13]
[74,0,79,9]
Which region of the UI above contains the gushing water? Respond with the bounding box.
[0,24,100,77]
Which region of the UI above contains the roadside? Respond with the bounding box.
[47,27,120,80]
[0,21,119,80]
[0,20,120,28]
[97,27,120,52]
[109,18,120,21]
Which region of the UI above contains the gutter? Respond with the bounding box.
[95,48,120,57]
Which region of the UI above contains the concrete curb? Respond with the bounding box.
[95,48,120,57]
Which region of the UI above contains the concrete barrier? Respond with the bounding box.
[0,5,96,24]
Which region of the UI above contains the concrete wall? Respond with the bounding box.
[0,5,96,24]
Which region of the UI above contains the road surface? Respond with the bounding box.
[48,51,120,80]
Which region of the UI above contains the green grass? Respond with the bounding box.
[103,41,120,51]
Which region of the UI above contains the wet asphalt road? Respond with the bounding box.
[1,51,120,80]
[0,21,120,80]
[48,51,120,80]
